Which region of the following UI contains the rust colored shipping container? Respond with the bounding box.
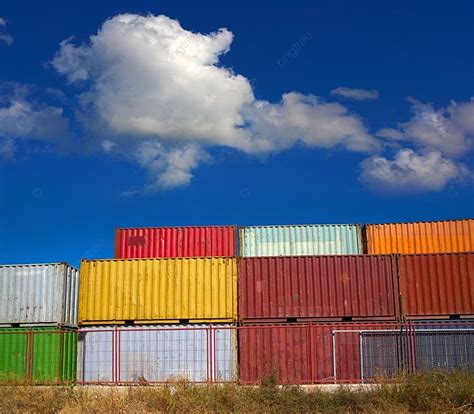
[239,322,401,384]
[398,253,474,319]
[366,219,474,254]
[239,256,399,321]
[114,226,236,258]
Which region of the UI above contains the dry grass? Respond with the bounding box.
[0,371,472,413]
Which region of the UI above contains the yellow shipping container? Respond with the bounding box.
[366,219,474,254]
[79,257,237,325]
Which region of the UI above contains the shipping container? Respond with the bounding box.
[239,322,402,384]
[114,226,236,259]
[0,263,79,327]
[365,219,474,254]
[239,255,399,321]
[240,224,362,257]
[239,322,474,384]
[0,327,77,383]
[77,325,237,383]
[398,253,474,319]
[79,258,237,325]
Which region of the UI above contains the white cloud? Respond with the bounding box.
[377,98,474,157]
[0,100,68,140]
[52,14,378,189]
[0,83,71,157]
[0,138,15,160]
[368,98,474,194]
[53,15,254,151]
[46,13,473,195]
[360,149,468,193]
[135,141,210,190]
[52,38,91,83]
[377,128,404,140]
[448,99,474,135]
[0,18,13,46]
[330,87,379,101]
[244,92,380,152]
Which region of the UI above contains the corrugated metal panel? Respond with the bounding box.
[366,219,474,254]
[114,226,237,259]
[79,258,237,324]
[0,263,79,327]
[239,255,399,321]
[398,253,474,318]
[0,327,77,383]
[77,325,237,383]
[239,323,396,384]
[240,224,362,257]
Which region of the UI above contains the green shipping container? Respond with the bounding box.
[0,327,77,384]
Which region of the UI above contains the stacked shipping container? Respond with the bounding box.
[237,221,474,384]
[0,263,79,383]
[239,255,399,322]
[0,327,77,383]
[1,219,473,385]
[239,322,402,384]
[365,219,474,254]
[240,224,362,257]
[115,226,236,259]
[77,325,237,383]
[77,226,239,383]
[239,320,474,384]
[397,253,474,319]
[366,219,474,320]
[0,263,79,327]
[78,257,237,325]
[238,224,384,382]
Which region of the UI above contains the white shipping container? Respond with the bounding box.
[77,325,237,383]
[0,263,79,326]
[240,224,362,257]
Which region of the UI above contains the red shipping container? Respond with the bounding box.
[398,253,474,319]
[239,255,399,321]
[239,322,402,384]
[114,226,237,259]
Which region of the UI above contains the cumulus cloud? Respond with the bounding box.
[377,98,474,157]
[53,15,254,151]
[244,92,379,152]
[0,83,71,159]
[368,98,474,193]
[360,149,469,193]
[330,87,379,101]
[43,13,473,195]
[52,13,378,190]
[0,18,13,46]
[377,128,404,140]
[134,141,210,190]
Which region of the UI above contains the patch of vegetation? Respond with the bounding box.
[0,370,472,413]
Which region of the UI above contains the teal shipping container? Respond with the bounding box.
[239,224,362,257]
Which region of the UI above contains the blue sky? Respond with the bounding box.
[0,1,473,267]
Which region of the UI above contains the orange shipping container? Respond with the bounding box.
[366,219,474,254]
